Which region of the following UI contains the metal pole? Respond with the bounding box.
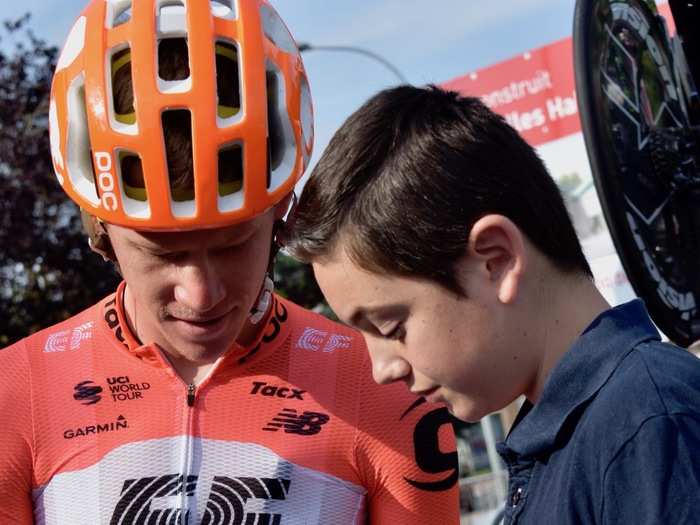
[298,43,409,85]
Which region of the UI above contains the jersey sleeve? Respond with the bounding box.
[353,352,461,523]
[0,340,36,523]
[601,413,700,524]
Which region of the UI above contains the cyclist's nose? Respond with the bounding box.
[367,341,410,385]
[173,257,226,313]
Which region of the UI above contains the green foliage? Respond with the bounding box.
[556,172,582,195]
[274,253,335,320]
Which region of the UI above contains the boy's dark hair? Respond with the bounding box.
[285,85,592,293]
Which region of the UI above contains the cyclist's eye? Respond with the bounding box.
[214,243,242,256]
[151,251,186,262]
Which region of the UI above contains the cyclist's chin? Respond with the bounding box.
[165,310,242,355]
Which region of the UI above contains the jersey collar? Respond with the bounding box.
[99,281,292,371]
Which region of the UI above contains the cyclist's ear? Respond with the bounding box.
[465,214,526,305]
[81,210,118,264]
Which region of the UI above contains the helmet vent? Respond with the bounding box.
[300,76,313,162]
[106,0,133,29]
[218,144,245,212]
[118,151,150,218]
[215,41,241,122]
[218,144,243,195]
[120,153,146,201]
[211,0,237,20]
[260,4,298,55]
[161,110,196,217]
[110,46,138,134]
[266,70,283,175]
[158,1,187,35]
[265,62,296,192]
[66,75,99,207]
[113,6,132,27]
[158,38,190,81]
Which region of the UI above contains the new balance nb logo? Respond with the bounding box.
[110,474,290,525]
[263,408,330,435]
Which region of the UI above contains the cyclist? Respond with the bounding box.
[284,84,700,523]
[0,2,460,523]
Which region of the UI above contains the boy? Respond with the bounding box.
[284,84,700,523]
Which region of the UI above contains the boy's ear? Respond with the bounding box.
[467,214,526,304]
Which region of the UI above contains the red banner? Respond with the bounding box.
[442,2,673,148]
[443,37,577,147]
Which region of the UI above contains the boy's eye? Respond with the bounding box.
[383,323,406,342]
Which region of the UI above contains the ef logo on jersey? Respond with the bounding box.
[110,474,290,525]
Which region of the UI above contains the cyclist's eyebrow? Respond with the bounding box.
[123,237,158,251]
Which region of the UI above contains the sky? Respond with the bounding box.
[0,0,576,170]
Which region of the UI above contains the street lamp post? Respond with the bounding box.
[297,42,409,85]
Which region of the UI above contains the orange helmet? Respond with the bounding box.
[49,0,313,230]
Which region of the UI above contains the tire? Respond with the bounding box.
[574,0,700,346]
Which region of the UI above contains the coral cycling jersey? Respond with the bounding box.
[0,282,459,524]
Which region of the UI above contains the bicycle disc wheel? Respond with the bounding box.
[574,0,700,346]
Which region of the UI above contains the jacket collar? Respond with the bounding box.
[501,300,659,458]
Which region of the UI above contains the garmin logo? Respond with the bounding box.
[63,415,128,440]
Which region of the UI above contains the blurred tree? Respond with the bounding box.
[0,15,329,347]
[274,253,333,319]
[0,14,120,346]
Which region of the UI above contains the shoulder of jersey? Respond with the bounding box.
[4,295,109,356]
[280,297,368,362]
[282,300,450,425]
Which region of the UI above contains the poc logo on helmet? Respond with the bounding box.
[94,151,119,212]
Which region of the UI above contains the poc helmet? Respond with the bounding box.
[49,0,313,231]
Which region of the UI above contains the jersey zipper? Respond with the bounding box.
[187,383,196,407]
[180,387,196,520]
[149,344,225,522]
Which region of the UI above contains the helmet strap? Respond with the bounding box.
[247,208,290,326]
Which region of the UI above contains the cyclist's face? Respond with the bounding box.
[313,246,533,423]
[106,210,275,361]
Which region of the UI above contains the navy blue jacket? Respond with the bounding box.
[498,300,700,524]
